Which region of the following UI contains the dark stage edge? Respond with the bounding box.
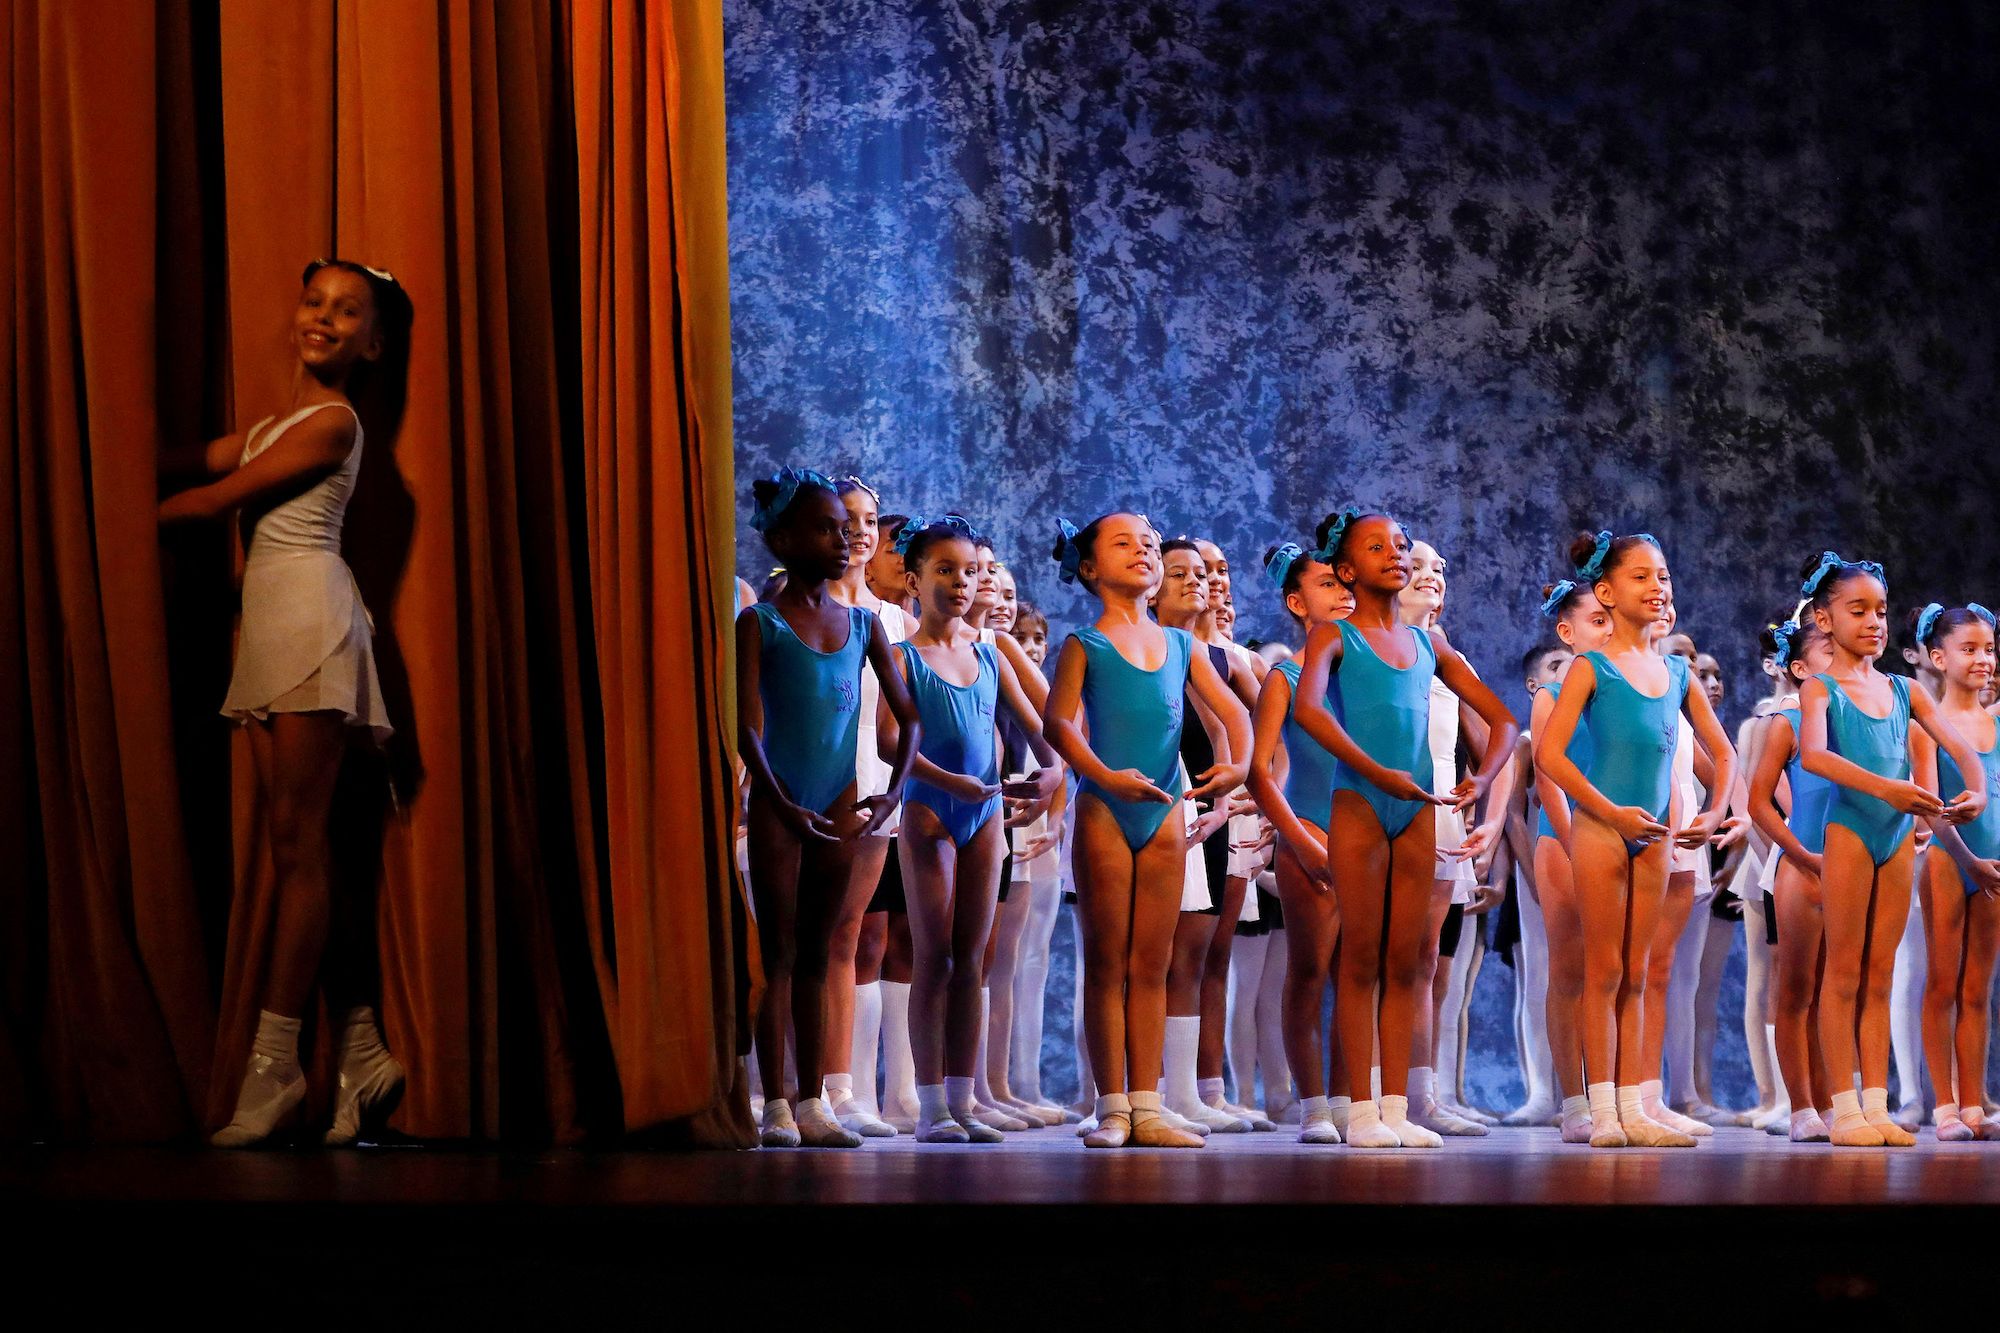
[13,1128,2000,1323]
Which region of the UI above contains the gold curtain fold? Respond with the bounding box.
[6,0,748,1146]
[2,0,216,1141]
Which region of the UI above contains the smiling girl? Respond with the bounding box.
[161,259,411,1148]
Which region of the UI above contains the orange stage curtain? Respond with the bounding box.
[6,1,749,1147]
[565,0,752,1142]
[2,0,217,1141]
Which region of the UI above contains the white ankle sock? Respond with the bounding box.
[1588,1081,1618,1125]
[917,1083,949,1125]
[1830,1089,1865,1129]
[1129,1089,1165,1126]
[823,1072,854,1109]
[1329,1095,1353,1132]
[880,981,917,1112]
[1561,1094,1590,1123]
[1411,1066,1436,1105]
[1301,1094,1329,1116]
[1861,1086,1889,1115]
[1095,1092,1131,1121]
[851,982,883,1114]
[1164,1016,1202,1110]
[945,1076,977,1118]
[1198,1076,1227,1106]
[252,1009,303,1074]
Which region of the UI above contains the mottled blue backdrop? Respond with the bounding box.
[724,0,2000,1108]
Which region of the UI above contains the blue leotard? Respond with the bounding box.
[1816,672,1914,867]
[752,602,872,814]
[1535,680,1595,843]
[1275,658,1336,830]
[1329,621,1436,839]
[1768,708,1834,864]
[1935,713,2000,872]
[1074,625,1192,850]
[1579,651,1685,852]
[898,640,1002,847]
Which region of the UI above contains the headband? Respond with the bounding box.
[1801,551,1886,600]
[832,473,879,504]
[1539,580,1578,619]
[307,256,398,285]
[748,466,834,533]
[1264,542,1306,591]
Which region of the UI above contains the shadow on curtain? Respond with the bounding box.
[2,0,750,1148]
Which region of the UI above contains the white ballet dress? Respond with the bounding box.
[219,402,391,744]
[1429,677,1478,901]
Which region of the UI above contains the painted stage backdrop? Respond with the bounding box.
[725,1,2000,1110]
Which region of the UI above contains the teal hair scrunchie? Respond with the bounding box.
[1574,531,1614,582]
[892,513,979,557]
[1915,602,1946,647]
[1311,505,1364,565]
[1264,542,1306,592]
[1054,517,1083,584]
[1970,602,1997,629]
[1772,619,1802,669]
[1539,579,1577,619]
[749,466,833,533]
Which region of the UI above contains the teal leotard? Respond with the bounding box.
[1935,713,2000,871]
[752,602,872,814]
[1769,708,1834,864]
[1074,625,1192,850]
[1815,672,1914,867]
[1579,651,1686,851]
[1535,680,1595,843]
[1275,658,1336,830]
[1329,621,1436,839]
[898,640,1002,847]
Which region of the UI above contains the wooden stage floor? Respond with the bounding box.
[12,1128,1999,1321]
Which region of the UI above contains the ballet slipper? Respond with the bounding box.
[1129,1115,1204,1148]
[1344,1100,1401,1149]
[1083,1113,1130,1148]
[1413,1096,1487,1137]
[211,1064,307,1149]
[1934,1112,1974,1143]
[916,1116,971,1144]
[1560,1111,1596,1144]
[952,1114,1005,1144]
[796,1097,864,1148]
[759,1100,801,1148]
[1828,1118,1885,1147]
[1299,1109,1342,1145]
[1862,1109,1915,1147]
[1502,1096,1560,1127]
[1618,1113,1696,1148]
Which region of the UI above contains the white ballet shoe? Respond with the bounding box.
[1299,1109,1343,1145]
[1177,1098,1252,1133]
[916,1116,970,1144]
[1344,1100,1401,1148]
[1502,1096,1560,1127]
[1214,1097,1277,1131]
[323,1009,404,1147]
[1413,1095,1487,1137]
[1619,1111,1696,1148]
[1751,1101,1791,1132]
[759,1099,801,1148]
[211,1055,307,1149]
[1382,1095,1443,1148]
[1161,1106,1211,1138]
[1076,1114,1099,1137]
[837,1107,899,1138]
[969,1100,1032,1132]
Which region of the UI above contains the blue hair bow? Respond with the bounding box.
[1772,619,1801,669]
[1054,517,1083,584]
[1311,505,1364,565]
[1971,603,1997,629]
[1539,580,1577,619]
[749,466,833,533]
[892,512,978,557]
[1574,531,1613,582]
[1265,542,1305,591]
[1915,602,1945,647]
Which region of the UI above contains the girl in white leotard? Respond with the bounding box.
[160,259,411,1148]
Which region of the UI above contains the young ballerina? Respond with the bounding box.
[879,517,1060,1143]
[1291,509,1519,1148]
[1246,543,1356,1143]
[1399,540,1503,1135]
[822,475,913,1137]
[736,468,922,1148]
[160,258,411,1147]
[1747,614,1839,1140]
[1795,553,1985,1146]
[1536,530,1736,1148]
[1528,579,1614,1142]
[1908,603,2000,1141]
[1043,514,1251,1148]
[1148,539,1242,1135]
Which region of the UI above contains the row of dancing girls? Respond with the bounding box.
[1748,575,2000,1143]
[1251,509,1518,1147]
